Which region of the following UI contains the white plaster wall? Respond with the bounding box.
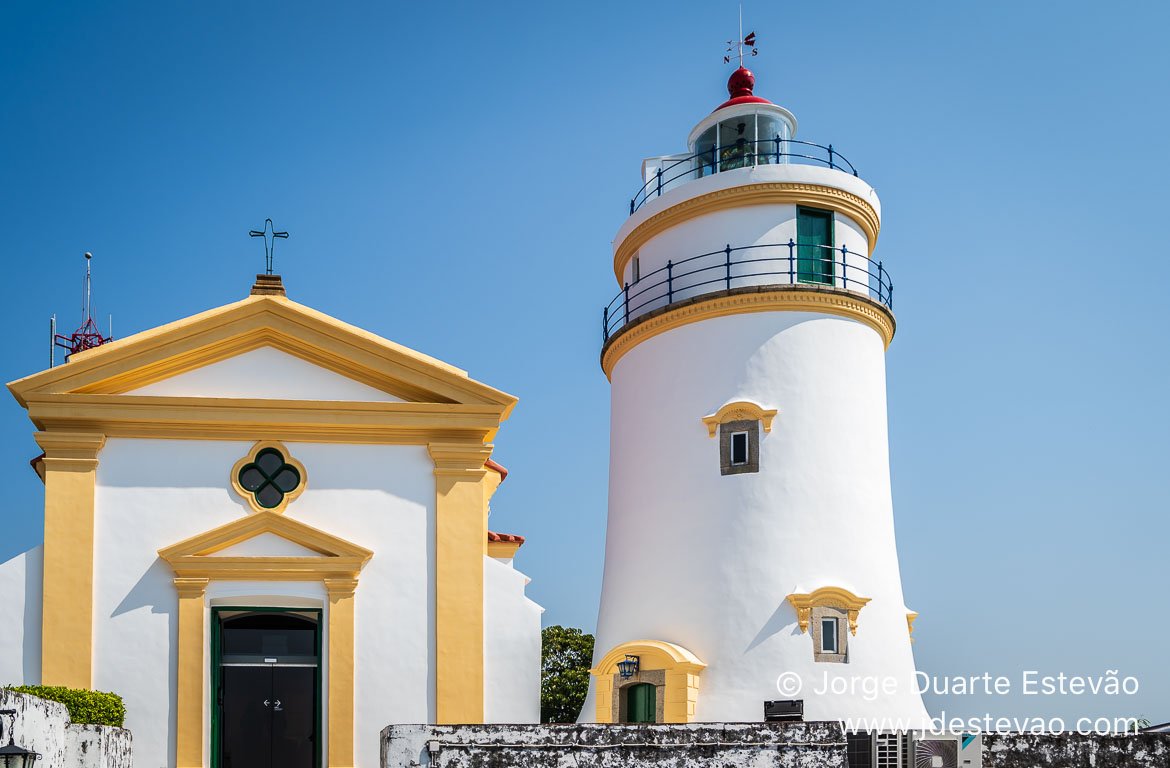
[0,545,42,686]
[587,311,928,725]
[483,557,543,723]
[127,346,404,401]
[93,437,435,768]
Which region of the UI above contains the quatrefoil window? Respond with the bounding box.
[231,442,307,513]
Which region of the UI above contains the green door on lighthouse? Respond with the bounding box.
[797,207,834,285]
[626,683,656,723]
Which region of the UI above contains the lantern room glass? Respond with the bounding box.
[693,109,792,178]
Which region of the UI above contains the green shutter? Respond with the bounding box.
[626,683,656,723]
[797,208,834,285]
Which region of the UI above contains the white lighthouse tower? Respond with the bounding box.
[583,64,929,727]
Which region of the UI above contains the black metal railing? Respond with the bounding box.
[602,241,892,344]
[630,138,858,214]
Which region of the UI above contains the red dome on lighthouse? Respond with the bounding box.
[715,66,774,111]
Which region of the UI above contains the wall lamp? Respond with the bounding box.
[616,655,640,679]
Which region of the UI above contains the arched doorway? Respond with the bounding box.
[213,608,321,768]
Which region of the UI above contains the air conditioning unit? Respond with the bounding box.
[763,699,803,721]
[912,733,981,768]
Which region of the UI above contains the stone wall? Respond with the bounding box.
[0,689,132,768]
[983,732,1170,767]
[382,723,1170,768]
[382,722,848,768]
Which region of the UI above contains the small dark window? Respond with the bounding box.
[821,617,838,654]
[632,255,641,282]
[719,420,759,475]
[730,432,749,465]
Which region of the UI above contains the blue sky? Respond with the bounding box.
[2,1,1167,725]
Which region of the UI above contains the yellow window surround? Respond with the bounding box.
[787,586,871,636]
[701,400,779,437]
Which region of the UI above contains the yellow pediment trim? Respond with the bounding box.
[8,293,517,415]
[159,510,373,581]
[786,586,872,636]
[701,400,779,437]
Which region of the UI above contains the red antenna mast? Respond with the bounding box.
[50,252,113,366]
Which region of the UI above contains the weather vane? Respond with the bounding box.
[249,218,289,275]
[724,5,758,66]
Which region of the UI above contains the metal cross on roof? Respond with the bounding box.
[249,218,289,275]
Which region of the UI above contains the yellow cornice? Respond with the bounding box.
[23,394,507,444]
[428,441,495,478]
[701,401,778,437]
[33,431,106,471]
[613,181,881,284]
[787,587,872,636]
[601,287,896,378]
[7,293,517,417]
[487,541,523,559]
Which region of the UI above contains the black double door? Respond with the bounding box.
[216,610,319,768]
[220,665,315,768]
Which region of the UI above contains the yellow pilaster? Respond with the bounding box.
[34,430,105,689]
[428,441,493,724]
[174,577,208,768]
[325,578,358,768]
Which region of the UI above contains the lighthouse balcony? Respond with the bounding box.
[631,138,858,215]
[601,241,892,344]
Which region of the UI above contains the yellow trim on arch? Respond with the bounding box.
[613,181,881,284]
[229,440,309,514]
[160,511,372,768]
[591,640,706,723]
[787,586,872,636]
[701,401,778,437]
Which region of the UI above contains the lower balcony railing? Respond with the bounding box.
[602,241,893,344]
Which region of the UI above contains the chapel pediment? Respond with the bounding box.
[7,286,516,443]
[159,510,373,581]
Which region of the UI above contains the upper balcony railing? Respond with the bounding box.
[602,241,892,344]
[630,138,858,215]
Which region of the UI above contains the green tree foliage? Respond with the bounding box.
[5,685,126,727]
[541,625,595,723]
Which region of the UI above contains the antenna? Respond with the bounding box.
[724,5,758,65]
[52,251,114,363]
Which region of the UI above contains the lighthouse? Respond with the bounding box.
[583,65,929,727]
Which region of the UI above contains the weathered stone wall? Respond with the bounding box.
[66,723,135,768]
[0,690,132,768]
[382,723,1170,768]
[983,732,1170,767]
[382,723,848,768]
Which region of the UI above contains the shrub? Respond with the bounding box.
[5,686,125,727]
